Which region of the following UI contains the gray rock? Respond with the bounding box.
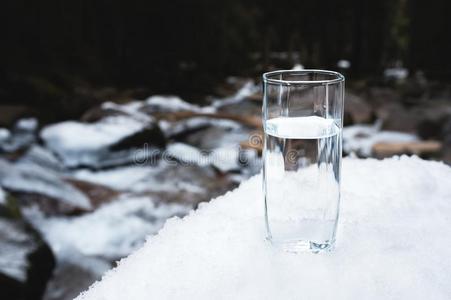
[43,252,110,300]
[0,195,55,300]
[343,92,373,125]
[376,103,419,133]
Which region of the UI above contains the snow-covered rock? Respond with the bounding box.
[0,159,91,210]
[101,101,153,123]
[18,145,64,173]
[71,161,237,204]
[144,96,215,113]
[0,118,38,153]
[16,118,39,132]
[0,128,11,143]
[72,166,155,191]
[159,116,241,138]
[41,116,164,168]
[343,122,418,157]
[167,142,246,173]
[77,156,451,300]
[24,195,190,260]
[384,67,409,80]
[337,59,351,69]
[213,80,259,108]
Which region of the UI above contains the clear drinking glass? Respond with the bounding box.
[262,70,345,253]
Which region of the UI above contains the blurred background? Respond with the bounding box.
[1,0,450,299]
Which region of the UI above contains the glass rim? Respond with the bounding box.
[263,69,345,85]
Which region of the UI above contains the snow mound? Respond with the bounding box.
[77,156,451,300]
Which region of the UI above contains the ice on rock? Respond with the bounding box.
[76,156,451,300]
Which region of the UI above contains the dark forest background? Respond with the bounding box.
[0,0,450,124]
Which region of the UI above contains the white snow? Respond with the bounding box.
[343,122,418,157]
[159,117,241,138]
[101,101,153,123]
[73,166,154,191]
[24,195,190,260]
[337,59,351,69]
[384,67,409,80]
[291,63,305,70]
[76,156,451,300]
[40,116,148,167]
[71,160,240,205]
[42,116,145,151]
[0,128,11,142]
[145,95,215,113]
[166,142,242,172]
[166,143,210,167]
[18,145,64,173]
[213,80,259,108]
[0,218,31,282]
[16,117,39,131]
[0,159,92,210]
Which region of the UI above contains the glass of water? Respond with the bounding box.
[262,70,345,253]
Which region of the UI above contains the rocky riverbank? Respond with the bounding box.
[0,76,450,299]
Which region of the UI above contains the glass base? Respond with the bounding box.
[268,238,335,254]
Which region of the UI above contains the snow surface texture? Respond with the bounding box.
[77,156,451,300]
